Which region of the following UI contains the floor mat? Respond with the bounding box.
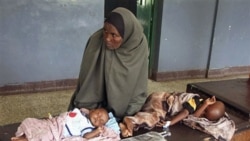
[121,131,169,141]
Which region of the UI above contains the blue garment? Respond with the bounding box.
[105,112,120,134]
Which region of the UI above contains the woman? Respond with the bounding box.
[68,7,149,120]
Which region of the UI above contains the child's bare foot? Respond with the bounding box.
[119,122,130,137]
[11,136,28,141]
[123,117,134,136]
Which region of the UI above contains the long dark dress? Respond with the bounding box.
[68,7,149,119]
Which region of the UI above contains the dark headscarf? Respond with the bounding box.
[68,7,149,119]
[105,12,124,38]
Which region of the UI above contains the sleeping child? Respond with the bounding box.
[119,92,235,141]
[11,107,120,141]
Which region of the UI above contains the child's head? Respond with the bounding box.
[204,101,225,121]
[89,108,109,127]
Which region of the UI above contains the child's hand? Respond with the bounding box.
[97,126,105,134]
[156,119,166,127]
[80,108,90,114]
[190,121,197,129]
[205,96,216,105]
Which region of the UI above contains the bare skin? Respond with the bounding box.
[83,125,105,139]
[119,122,131,137]
[120,96,225,138]
[11,108,109,140]
[119,117,134,137]
[103,22,123,50]
[156,96,219,127]
[83,108,109,139]
[11,136,27,141]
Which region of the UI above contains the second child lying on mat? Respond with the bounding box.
[119,92,235,141]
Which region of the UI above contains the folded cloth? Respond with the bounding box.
[183,113,235,141]
[105,112,121,134]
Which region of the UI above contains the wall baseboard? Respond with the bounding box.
[151,69,207,81]
[1,66,249,95]
[0,79,77,96]
[151,66,250,81]
[207,66,250,78]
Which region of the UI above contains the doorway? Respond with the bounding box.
[104,0,136,18]
[104,0,162,78]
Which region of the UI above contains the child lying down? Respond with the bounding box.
[11,108,120,141]
[119,92,235,141]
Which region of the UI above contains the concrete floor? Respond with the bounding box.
[0,74,248,126]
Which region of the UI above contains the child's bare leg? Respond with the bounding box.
[123,117,134,136]
[11,135,28,141]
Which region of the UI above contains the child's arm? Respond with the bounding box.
[170,109,190,125]
[83,126,104,139]
[193,96,216,118]
[157,109,190,127]
[161,96,216,128]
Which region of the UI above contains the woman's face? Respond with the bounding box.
[103,22,123,50]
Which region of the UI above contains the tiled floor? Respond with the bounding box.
[0,74,248,126]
